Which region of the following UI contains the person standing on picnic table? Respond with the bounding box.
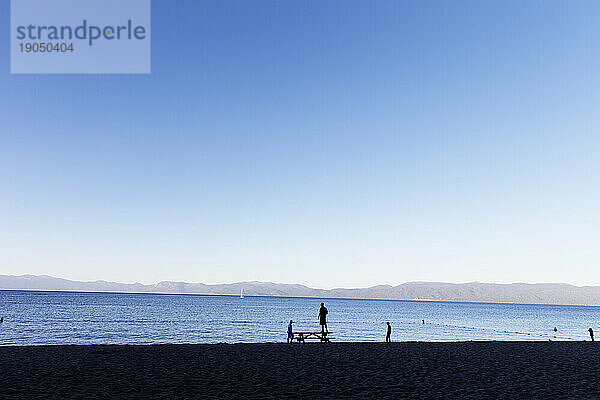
[318,303,328,334]
[386,322,392,342]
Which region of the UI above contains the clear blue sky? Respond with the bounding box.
[1,0,598,288]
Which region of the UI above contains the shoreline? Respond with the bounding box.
[1,342,599,399]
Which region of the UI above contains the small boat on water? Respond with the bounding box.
[240,288,244,299]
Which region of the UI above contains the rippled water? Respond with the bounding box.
[0,290,597,345]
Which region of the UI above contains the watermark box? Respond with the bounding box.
[11,0,151,74]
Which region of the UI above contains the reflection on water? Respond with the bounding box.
[0,290,597,345]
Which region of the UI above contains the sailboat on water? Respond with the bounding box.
[240,288,244,299]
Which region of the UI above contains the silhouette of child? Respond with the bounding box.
[287,320,294,343]
[589,328,594,342]
[386,322,391,342]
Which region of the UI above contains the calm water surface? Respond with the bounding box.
[0,290,598,345]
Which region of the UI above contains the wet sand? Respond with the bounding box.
[1,342,598,399]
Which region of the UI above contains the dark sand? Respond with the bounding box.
[1,342,599,399]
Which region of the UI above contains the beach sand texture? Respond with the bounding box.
[1,342,599,399]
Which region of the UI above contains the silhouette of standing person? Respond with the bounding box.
[589,328,594,342]
[287,320,294,343]
[318,303,328,334]
[386,322,391,342]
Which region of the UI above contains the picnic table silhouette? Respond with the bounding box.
[290,331,333,343]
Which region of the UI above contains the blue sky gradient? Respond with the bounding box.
[1,0,599,287]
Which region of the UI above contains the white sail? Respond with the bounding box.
[240,288,244,298]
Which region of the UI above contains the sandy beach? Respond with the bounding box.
[1,342,599,399]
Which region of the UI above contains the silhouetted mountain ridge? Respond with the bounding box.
[1,275,599,305]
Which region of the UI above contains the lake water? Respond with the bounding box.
[0,290,597,345]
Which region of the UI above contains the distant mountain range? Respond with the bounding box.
[2,274,600,306]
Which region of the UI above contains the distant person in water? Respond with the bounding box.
[287,320,294,343]
[422,319,425,324]
[589,328,594,342]
[319,303,328,334]
[554,327,557,332]
[386,322,391,342]
[0,317,3,323]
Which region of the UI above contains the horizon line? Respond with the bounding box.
[2,287,600,309]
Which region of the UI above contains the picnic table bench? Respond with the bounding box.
[291,331,334,343]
